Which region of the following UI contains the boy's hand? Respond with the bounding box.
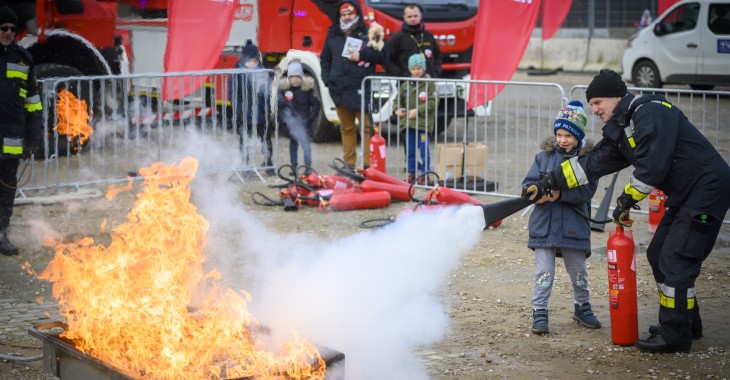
[408,109,417,119]
[535,189,560,204]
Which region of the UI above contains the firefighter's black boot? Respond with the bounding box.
[0,231,18,256]
[638,286,693,353]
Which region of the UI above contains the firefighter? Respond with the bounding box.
[0,6,43,256]
[522,69,730,353]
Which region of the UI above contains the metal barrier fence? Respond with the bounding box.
[19,68,279,198]
[364,77,730,221]
[364,76,566,198]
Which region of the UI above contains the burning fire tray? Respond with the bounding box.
[29,321,345,380]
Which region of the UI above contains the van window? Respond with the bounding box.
[656,2,700,35]
[709,4,730,35]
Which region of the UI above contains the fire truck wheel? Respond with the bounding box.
[311,77,340,143]
[33,63,98,158]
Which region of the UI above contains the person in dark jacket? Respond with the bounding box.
[320,0,383,169]
[522,100,600,335]
[229,39,275,175]
[383,3,442,78]
[523,69,730,353]
[277,60,321,172]
[0,6,42,256]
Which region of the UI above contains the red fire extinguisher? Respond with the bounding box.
[370,123,387,173]
[648,188,667,233]
[606,224,638,346]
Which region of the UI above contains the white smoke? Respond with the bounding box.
[190,152,486,379]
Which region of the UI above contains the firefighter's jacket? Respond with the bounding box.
[555,93,723,207]
[0,42,42,158]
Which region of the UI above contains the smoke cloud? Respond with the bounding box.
[192,164,485,379]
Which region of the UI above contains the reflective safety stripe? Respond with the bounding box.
[19,88,27,98]
[624,177,651,202]
[25,102,42,112]
[561,156,588,189]
[2,145,23,155]
[624,126,636,148]
[2,138,24,156]
[7,63,29,74]
[657,283,695,310]
[659,101,672,109]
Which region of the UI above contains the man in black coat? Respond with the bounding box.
[0,6,43,255]
[320,0,383,169]
[523,69,730,353]
[383,3,442,78]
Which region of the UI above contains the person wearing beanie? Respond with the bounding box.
[524,69,730,353]
[0,5,43,255]
[228,38,275,175]
[384,3,442,78]
[394,53,435,183]
[320,0,383,169]
[407,53,426,72]
[553,100,587,143]
[521,99,599,335]
[278,60,321,172]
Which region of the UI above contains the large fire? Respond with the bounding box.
[54,88,94,147]
[36,157,325,379]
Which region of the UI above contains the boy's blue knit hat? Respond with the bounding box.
[554,100,587,141]
[408,53,426,71]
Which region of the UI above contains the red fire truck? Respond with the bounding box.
[10,0,479,142]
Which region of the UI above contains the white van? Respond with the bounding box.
[622,0,730,90]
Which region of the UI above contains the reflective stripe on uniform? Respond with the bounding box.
[2,137,24,156]
[623,176,652,202]
[657,283,695,310]
[624,125,636,148]
[19,88,27,98]
[561,156,588,189]
[6,63,29,80]
[24,95,42,112]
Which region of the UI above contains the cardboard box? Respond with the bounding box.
[435,143,487,180]
[435,143,463,180]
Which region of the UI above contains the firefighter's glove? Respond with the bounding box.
[522,172,556,203]
[613,192,640,228]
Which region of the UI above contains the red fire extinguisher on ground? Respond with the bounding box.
[648,188,667,233]
[606,224,638,346]
[370,123,386,173]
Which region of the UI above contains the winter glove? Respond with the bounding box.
[613,191,640,227]
[522,172,557,203]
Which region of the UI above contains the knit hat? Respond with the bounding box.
[408,53,426,71]
[585,69,627,102]
[0,6,18,26]
[288,60,304,77]
[339,2,356,15]
[241,39,259,61]
[554,100,587,142]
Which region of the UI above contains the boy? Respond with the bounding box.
[394,53,435,183]
[277,60,321,172]
[521,100,600,334]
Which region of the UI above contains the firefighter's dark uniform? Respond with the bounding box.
[0,39,43,255]
[551,93,730,351]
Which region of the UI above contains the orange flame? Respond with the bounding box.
[54,88,94,146]
[37,157,325,379]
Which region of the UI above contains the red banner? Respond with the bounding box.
[162,0,236,101]
[468,0,541,108]
[542,0,572,40]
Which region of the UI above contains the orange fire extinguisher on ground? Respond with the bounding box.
[370,123,386,173]
[648,188,667,233]
[606,224,638,346]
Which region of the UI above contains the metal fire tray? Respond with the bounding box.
[29,321,345,380]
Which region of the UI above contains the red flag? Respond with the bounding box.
[468,0,541,108]
[541,0,572,40]
[162,0,236,101]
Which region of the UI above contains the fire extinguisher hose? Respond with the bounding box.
[571,204,613,224]
[329,158,367,182]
